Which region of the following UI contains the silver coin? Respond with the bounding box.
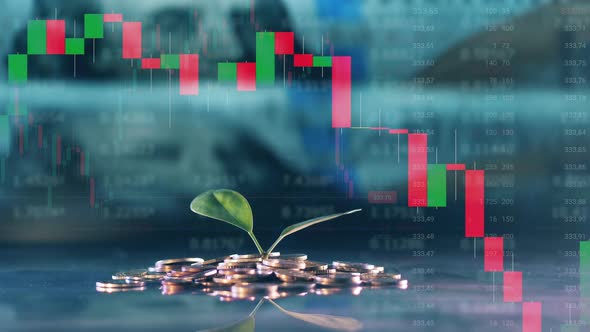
[262,258,306,270]
[236,252,280,258]
[193,269,218,281]
[96,286,146,293]
[142,272,166,281]
[167,270,197,277]
[224,257,263,263]
[124,276,145,282]
[217,261,258,269]
[166,269,217,282]
[155,257,204,267]
[226,252,281,263]
[276,253,307,261]
[163,276,195,283]
[274,269,315,283]
[332,261,375,273]
[314,272,361,286]
[96,280,146,289]
[217,268,257,276]
[112,269,148,281]
[200,255,234,266]
[181,264,218,273]
[221,273,269,282]
[304,261,329,272]
[313,267,337,275]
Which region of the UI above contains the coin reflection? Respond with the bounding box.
[97,254,414,331]
[196,298,364,332]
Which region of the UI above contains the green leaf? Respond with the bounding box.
[190,189,264,254]
[190,189,254,233]
[268,299,362,331]
[266,209,362,255]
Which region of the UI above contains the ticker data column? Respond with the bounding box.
[557,3,590,332]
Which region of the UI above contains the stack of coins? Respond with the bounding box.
[97,253,407,299]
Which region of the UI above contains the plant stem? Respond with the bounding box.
[265,235,283,257]
[248,231,264,255]
[249,298,266,317]
[267,298,286,314]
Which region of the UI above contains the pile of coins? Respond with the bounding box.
[97,253,407,300]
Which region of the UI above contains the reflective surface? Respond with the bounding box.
[0,245,573,331]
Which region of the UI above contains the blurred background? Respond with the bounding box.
[0,0,588,331]
[0,0,586,244]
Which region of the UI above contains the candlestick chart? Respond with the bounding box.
[1,2,589,332]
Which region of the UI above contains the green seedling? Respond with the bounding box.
[190,189,361,257]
